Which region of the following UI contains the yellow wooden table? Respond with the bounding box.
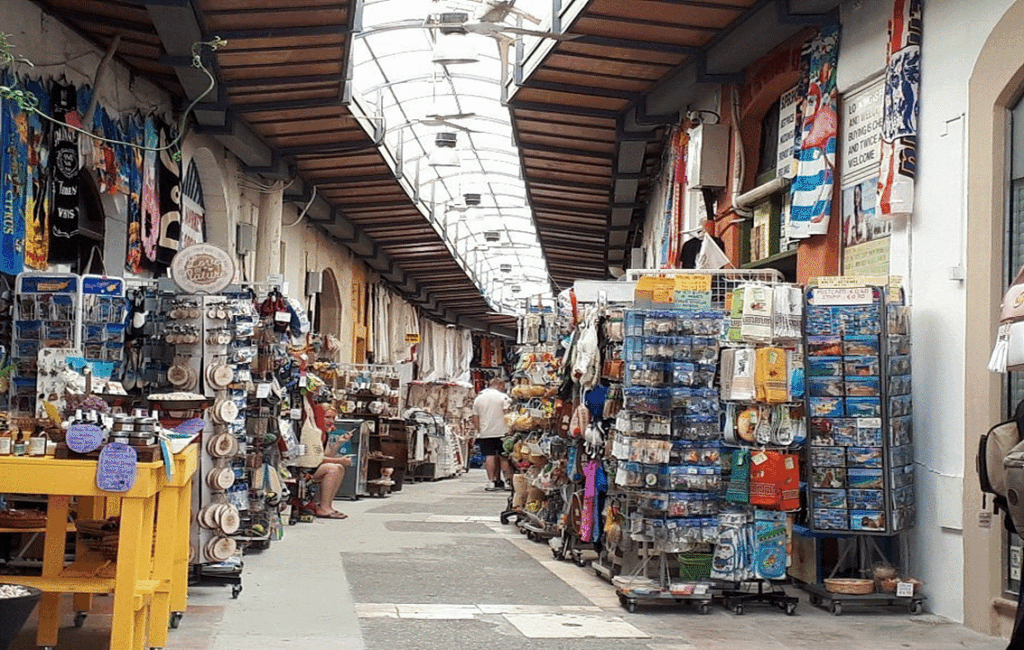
[0,444,198,650]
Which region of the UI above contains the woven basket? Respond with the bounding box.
[677,553,714,581]
[824,578,874,595]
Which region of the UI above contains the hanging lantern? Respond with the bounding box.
[499,263,513,273]
[428,132,460,168]
[483,231,500,242]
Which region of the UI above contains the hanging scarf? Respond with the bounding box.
[1,72,29,275]
[24,80,49,270]
[788,25,840,240]
[877,0,922,219]
[137,116,159,269]
[49,82,80,256]
[155,124,181,266]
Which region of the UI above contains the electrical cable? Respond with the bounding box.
[0,35,226,157]
[283,186,318,228]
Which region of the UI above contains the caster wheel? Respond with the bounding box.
[232,585,243,599]
[831,602,842,616]
[574,556,587,567]
[809,595,821,607]
[552,548,564,560]
[500,513,511,525]
[618,594,628,608]
[699,602,711,615]
[74,612,87,628]
[169,611,183,629]
[910,601,923,615]
[526,531,535,541]
[627,600,637,613]
[733,604,744,615]
[786,602,797,616]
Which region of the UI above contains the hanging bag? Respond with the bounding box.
[990,266,1024,372]
[292,396,325,468]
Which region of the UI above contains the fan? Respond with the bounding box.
[409,112,479,133]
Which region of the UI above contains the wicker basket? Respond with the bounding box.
[677,553,714,581]
[824,578,875,595]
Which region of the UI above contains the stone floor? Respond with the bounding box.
[8,470,1010,649]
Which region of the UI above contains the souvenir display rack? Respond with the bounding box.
[800,280,923,611]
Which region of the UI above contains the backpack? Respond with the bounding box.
[977,400,1024,529]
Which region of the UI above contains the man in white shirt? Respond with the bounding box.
[472,378,512,491]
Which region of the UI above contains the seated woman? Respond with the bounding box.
[311,430,353,519]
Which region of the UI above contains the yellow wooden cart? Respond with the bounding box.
[0,443,198,650]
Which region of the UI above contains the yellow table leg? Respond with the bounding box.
[147,490,179,647]
[73,496,107,617]
[170,479,193,614]
[37,495,70,648]
[110,496,155,650]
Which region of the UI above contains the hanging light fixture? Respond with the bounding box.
[428,132,460,168]
[483,231,500,242]
[463,192,482,206]
[499,263,513,273]
[432,29,479,66]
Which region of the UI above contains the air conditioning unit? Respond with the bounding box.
[305,270,323,295]
[687,123,729,189]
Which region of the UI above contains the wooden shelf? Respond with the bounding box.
[0,523,76,534]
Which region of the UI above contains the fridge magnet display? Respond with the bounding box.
[845,377,880,396]
[810,447,847,467]
[810,397,845,418]
[890,416,912,446]
[889,355,911,375]
[813,508,848,530]
[808,336,844,356]
[807,356,844,377]
[813,489,848,509]
[848,468,883,489]
[847,446,883,468]
[844,356,879,376]
[848,489,884,510]
[809,377,845,397]
[843,336,880,357]
[850,510,886,531]
[813,467,846,488]
[846,397,882,418]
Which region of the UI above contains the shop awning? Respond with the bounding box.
[31,0,518,336]
[508,0,839,288]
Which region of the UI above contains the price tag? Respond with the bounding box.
[785,457,795,470]
[256,383,272,399]
[752,451,769,465]
[896,582,915,598]
[66,423,105,454]
[290,408,301,420]
[96,443,138,493]
[978,512,993,529]
[274,310,291,323]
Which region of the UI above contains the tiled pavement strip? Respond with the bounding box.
[9,470,1008,649]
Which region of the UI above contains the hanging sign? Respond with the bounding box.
[673,274,712,310]
[405,333,421,344]
[776,85,800,179]
[841,79,885,184]
[96,442,138,492]
[170,244,235,294]
[808,287,875,306]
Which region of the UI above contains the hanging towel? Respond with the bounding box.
[755,347,790,404]
[788,26,840,240]
[741,284,774,343]
[877,0,922,219]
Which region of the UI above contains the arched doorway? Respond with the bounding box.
[315,268,343,340]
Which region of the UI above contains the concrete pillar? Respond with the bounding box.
[253,188,283,283]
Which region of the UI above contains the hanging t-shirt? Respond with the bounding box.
[49,82,80,255]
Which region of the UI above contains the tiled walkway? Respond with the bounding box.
[9,471,1010,649]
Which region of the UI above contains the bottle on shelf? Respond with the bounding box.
[0,427,11,455]
[29,426,48,456]
[12,431,26,456]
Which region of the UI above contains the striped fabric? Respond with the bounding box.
[788,26,840,240]
[877,0,922,219]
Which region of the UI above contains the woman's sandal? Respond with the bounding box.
[315,511,348,519]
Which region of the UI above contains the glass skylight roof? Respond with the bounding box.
[353,0,555,313]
